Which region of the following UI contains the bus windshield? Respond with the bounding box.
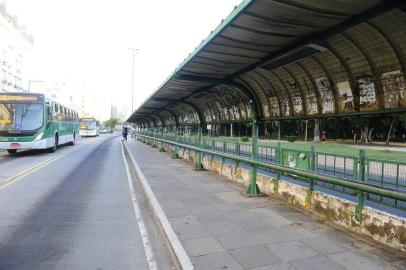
[0,103,44,133]
[80,120,97,130]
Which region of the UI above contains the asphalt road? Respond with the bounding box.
[0,134,174,270]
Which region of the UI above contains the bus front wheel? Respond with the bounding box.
[49,135,58,153]
[7,149,17,154]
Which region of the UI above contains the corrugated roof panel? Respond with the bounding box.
[130,0,406,125]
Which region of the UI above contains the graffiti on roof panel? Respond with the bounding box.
[382,70,406,109]
[315,77,334,113]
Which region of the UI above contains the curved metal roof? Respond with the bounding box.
[129,0,406,127]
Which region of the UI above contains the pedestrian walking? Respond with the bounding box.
[122,126,128,141]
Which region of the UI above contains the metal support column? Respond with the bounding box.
[273,141,282,193]
[159,128,165,152]
[151,128,157,148]
[355,149,366,222]
[194,124,204,171]
[146,128,151,145]
[247,110,261,195]
[172,126,180,159]
[306,145,316,205]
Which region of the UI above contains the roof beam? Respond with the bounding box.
[150,112,165,127]
[162,108,179,125]
[151,97,205,124]
[136,115,157,127]
[310,55,340,113]
[230,0,403,79]
[202,48,261,60]
[142,106,161,110]
[367,21,406,75]
[229,24,301,38]
[341,32,385,109]
[244,10,324,29]
[326,43,360,111]
[254,69,284,117]
[174,74,261,119]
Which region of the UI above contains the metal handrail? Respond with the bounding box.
[136,133,406,203]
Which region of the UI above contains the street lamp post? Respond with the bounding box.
[129,48,140,113]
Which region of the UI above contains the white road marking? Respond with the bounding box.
[0,144,85,190]
[121,142,158,270]
[123,142,195,270]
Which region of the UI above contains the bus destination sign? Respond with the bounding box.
[0,94,43,103]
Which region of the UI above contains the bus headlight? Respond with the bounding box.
[34,132,44,141]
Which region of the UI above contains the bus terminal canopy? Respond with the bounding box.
[129,0,406,128]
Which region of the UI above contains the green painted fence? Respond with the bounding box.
[138,131,406,214]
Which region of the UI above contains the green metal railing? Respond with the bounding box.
[137,131,406,219]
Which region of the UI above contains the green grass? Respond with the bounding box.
[203,136,406,162]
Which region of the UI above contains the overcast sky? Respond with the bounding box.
[7,0,242,117]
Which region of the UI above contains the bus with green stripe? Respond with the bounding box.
[0,92,79,154]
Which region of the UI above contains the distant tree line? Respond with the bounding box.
[104,118,120,129]
[201,113,406,144]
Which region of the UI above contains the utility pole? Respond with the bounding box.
[129,48,140,112]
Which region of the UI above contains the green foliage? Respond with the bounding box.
[240,136,250,142]
[104,118,120,129]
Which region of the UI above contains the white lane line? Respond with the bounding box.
[0,144,85,190]
[123,142,195,270]
[121,142,157,270]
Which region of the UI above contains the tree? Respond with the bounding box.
[104,118,120,129]
[313,119,320,142]
[353,117,375,143]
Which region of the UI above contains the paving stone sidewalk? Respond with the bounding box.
[126,140,406,270]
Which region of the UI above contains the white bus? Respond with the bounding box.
[79,117,99,137]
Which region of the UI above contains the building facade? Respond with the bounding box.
[0,1,33,93]
[30,80,111,121]
[111,105,118,119]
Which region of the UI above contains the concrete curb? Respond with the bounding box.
[123,143,195,270]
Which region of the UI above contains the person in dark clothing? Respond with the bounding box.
[122,126,128,141]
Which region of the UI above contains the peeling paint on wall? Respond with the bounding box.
[165,145,406,252]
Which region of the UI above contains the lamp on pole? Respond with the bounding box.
[129,48,140,113]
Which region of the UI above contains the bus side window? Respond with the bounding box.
[47,104,53,124]
[61,106,65,121]
[64,108,67,121]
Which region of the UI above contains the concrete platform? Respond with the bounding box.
[126,140,406,270]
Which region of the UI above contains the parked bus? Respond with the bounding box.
[79,117,99,137]
[0,92,79,154]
